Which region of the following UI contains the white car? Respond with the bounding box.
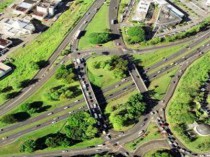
[48,112,53,116]
[62,150,68,153]
[64,106,68,109]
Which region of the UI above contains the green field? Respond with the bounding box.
[124,123,163,151]
[0,0,94,105]
[148,68,179,100]
[87,55,121,88]
[0,119,103,156]
[78,0,115,50]
[0,0,14,12]
[133,44,185,68]
[166,51,210,153]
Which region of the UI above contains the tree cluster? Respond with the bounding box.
[109,93,147,130]
[64,111,98,140]
[56,64,76,84]
[47,85,76,101]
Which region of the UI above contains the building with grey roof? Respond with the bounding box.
[0,18,35,37]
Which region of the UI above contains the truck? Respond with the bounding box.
[74,30,82,39]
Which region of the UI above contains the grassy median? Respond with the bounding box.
[78,0,115,50]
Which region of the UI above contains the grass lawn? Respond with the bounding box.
[105,90,139,131]
[0,0,94,105]
[124,123,163,151]
[0,119,103,156]
[87,55,121,88]
[78,0,115,50]
[0,0,14,12]
[133,44,186,68]
[144,148,170,157]
[148,67,179,100]
[166,51,210,153]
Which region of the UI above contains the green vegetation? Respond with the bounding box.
[78,1,114,49]
[145,149,175,157]
[145,18,210,45]
[19,111,98,153]
[0,0,14,12]
[0,0,94,105]
[89,32,112,44]
[125,123,162,151]
[126,26,146,44]
[149,68,179,100]
[0,64,81,127]
[122,17,210,49]
[87,55,128,88]
[166,51,210,152]
[118,0,130,16]
[133,44,185,68]
[0,118,103,156]
[107,93,147,131]
[106,90,138,131]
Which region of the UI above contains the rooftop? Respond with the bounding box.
[0,39,11,47]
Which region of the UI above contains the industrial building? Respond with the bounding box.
[0,38,12,49]
[11,0,61,21]
[0,18,35,37]
[12,0,39,15]
[132,0,184,28]
[0,62,12,78]
[31,0,61,21]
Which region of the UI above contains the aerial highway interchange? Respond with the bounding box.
[0,0,209,156]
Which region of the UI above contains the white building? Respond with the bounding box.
[32,0,61,20]
[0,62,12,78]
[132,0,184,28]
[207,0,210,6]
[132,0,152,21]
[0,18,35,37]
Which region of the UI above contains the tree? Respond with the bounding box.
[21,101,43,114]
[89,32,112,44]
[45,133,71,148]
[1,114,17,124]
[109,55,128,78]
[127,26,145,44]
[55,64,75,83]
[20,140,36,153]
